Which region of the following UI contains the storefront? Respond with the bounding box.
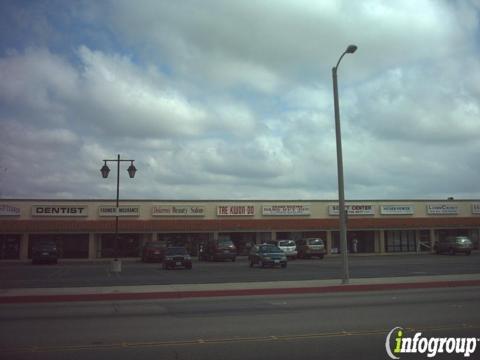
[29,234,89,259]
[0,199,479,260]
[99,233,141,258]
[0,234,20,259]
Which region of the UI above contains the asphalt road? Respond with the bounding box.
[1,253,479,289]
[1,287,479,359]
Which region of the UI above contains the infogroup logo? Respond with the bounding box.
[385,327,479,359]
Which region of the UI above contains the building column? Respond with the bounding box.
[430,229,436,253]
[326,231,332,255]
[379,230,386,254]
[271,231,277,242]
[415,230,421,253]
[88,233,96,259]
[20,233,29,260]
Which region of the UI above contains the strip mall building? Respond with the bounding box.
[1,199,479,260]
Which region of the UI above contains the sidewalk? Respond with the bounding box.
[1,274,480,304]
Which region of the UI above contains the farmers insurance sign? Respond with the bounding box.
[99,206,140,217]
[32,205,88,217]
[262,204,310,216]
[329,204,375,216]
[152,205,205,217]
[217,205,255,216]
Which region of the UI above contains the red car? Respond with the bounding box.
[141,242,165,262]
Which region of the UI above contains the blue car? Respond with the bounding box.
[249,244,287,268]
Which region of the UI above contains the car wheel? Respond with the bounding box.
[281,263,287,268]
[466,250,471,256]
[249,259,254,268]
[186,264,192,269]
[448,248,455,256]
[232,257,236,262]
[319,255,324,260]
[260,260,265,268]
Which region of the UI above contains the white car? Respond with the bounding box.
[276,240,298,259]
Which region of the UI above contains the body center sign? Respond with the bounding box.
[329,204,375,216]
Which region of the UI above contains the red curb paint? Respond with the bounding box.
[1,279,479,304]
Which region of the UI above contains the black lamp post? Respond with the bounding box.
[332,44,357,284]
[100,154,136,272]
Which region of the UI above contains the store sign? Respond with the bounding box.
[262,204,310,216]
[380,205,415,215]
[472,203,480,214]
[329,204,375,216]
[32,205,88,217]
[217,205,255,216]
[99,206,140,217]
[152,205,205,217]
[0,205,21,216]
[427,204,458,215]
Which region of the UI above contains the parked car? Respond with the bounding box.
[249,244,287,268]
[434,236,473,255]
[296,238,326,259]
[274,239,298,259]
[32,240,58,264]
[199,238,237,262]
[163,247,192,269]
[141,241,165,262]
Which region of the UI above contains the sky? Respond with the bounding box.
[0,0,479,200]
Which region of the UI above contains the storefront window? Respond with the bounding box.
[29,234,89,258]
[0,235,20,259]
[100,234,140,257]
[332,231,374,253]
[386,230,417,252]
[157,233,209,256]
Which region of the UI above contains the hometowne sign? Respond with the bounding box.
[0,205,21,216]
[99,206,140,217]
[329,204,375,216]
[380,205,415,215]
[217,205,255,216]
[262,204,311,216]
[32,205,88,217]
[152,205,205,217]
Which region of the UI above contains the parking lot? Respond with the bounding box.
[1,253,479,289]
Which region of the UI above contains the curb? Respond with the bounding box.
[1,279,479,304]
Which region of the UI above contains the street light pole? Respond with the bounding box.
[332,44,357,284]
[101,154,137,273]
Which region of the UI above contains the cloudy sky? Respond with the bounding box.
[0,0,479,200]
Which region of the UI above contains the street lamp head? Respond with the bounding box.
[100,162,110,178]
[346,44,357,54]
[127,161,137,178]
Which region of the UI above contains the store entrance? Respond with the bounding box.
[100,234,141,258]
[332,231,375,253]
[157,233,209,256]
[0,235,20,259]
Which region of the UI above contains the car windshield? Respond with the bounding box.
[217,239,235,248]
[35,241,56,248]
[307,239,323,245]
[258,244,282,253]
[166,247,188,255]
[146,242,163,248]
[278,240,295,247]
